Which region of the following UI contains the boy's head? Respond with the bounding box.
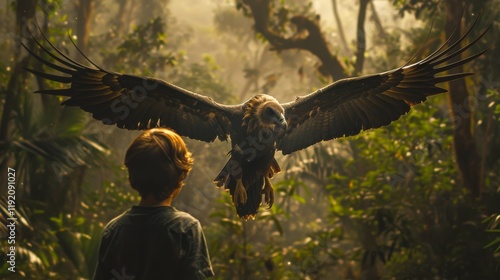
[125,128,193,201]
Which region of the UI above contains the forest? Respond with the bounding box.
[1,0,499,279]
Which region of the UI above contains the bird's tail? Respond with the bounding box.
[234,175,264,220]
[214,159,265,220]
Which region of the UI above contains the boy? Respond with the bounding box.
[93,128,214,279]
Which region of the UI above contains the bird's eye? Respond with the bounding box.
[265,107,274,115]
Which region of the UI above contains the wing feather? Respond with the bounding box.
[343,101,368,129]
[25,68,73,83]
[24,33,234,142]
[278,17,488,155]
[62,91,121,107]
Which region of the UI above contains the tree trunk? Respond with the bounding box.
[354,0,370,75]
[74,0,94,55]
[331,0,351,57]
[369,1,386,40]
[444,1,482,198]
[71,0,94,212]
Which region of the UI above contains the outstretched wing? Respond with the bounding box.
[23,33,233,143]
[278,18,489,155]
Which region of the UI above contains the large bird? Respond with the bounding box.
[24,18,488,219]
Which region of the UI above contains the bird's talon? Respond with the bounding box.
[263,177,274,207]
[233,179,247,206]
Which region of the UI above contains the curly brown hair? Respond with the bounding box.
[124,128,193,201]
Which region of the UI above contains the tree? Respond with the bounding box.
[238,0,349,80]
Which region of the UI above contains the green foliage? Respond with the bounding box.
[100,17,176,75]
[391,0,441,18]
[170,54,236,103]
[206,180,318,279]
[0,177,138,279]
[214,6,253,39]
[485,214,500,253]
[0,18,110,278]
[7,54,109,210]
[206,192,278,279]
[282,101,500,278]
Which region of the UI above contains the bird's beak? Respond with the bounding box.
[276,113,288,131]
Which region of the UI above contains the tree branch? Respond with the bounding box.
[241,0,348,80]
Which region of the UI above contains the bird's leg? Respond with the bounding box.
[233,178,247,206]
[267,158,281,179]
[262,176,274,208]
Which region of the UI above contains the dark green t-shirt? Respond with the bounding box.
[93,206,214,280]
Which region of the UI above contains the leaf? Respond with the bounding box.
[10,134,109,175]
[483,237,500,251]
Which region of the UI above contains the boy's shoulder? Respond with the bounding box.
[103,206,200,234]
[160,207,201,233]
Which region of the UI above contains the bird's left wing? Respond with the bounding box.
[23,34,233,143]
[278,19,489,155]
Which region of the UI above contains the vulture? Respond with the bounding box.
[23,18,488,219]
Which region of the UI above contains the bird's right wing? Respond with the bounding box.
[23,32,234,143]
[278,16,489,155]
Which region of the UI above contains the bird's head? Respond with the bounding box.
[243,95,288,134]
[258,101,288,132]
